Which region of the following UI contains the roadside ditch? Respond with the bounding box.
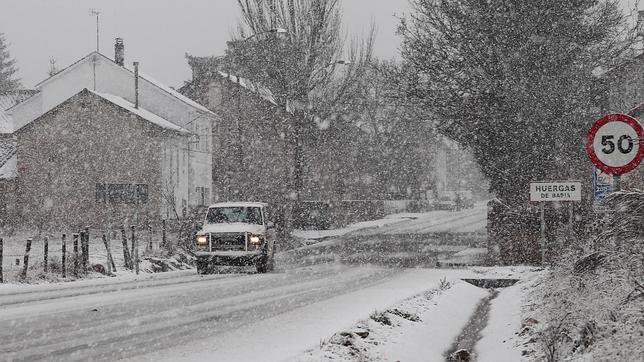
[445,278,519,361]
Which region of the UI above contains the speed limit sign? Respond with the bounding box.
[586,114,643,175]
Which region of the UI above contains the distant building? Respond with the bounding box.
[180,54,292,205]
[432,135,487,201]
[3,39,215,227]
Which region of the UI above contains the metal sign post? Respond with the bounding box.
[539,203,546,263]
[530,181,582,264]
[592,166,612,201]
[613,175,621,192]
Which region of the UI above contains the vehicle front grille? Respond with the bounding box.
[209,232,246,251]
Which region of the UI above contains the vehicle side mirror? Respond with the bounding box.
[266,221,275,229]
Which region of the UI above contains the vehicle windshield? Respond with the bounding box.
[205,206,263,225]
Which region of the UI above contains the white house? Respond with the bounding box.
[6,38,215,220]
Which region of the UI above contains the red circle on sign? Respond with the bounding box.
[586,114,643,175]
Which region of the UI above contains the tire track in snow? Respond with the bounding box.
[0,272,235,307]
[0,264,400,361]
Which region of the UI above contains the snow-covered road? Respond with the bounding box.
[0,261,530,362]
[0,204,533,361]
[0,263,402,361]
[369,203,487,235]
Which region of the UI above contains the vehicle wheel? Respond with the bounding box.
[196,257,211,274]
[266,255,275,272]
[196,259,204,274]
[256,257,267,273]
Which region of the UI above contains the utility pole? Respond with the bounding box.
[613,175,620,192]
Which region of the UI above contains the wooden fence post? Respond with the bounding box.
[109,238,116,272]
[43,236,49,273]
[61,234,66,278]
[162,219,167,249]
[102,234,111,274]
[0,238,3,283]
[130,225,135,264]
[83,227,90,274]
[79,231,86,275]
[20,238,32,280]
[132,226,139,275]
[73,233,79,278]
[147,223,153,252]
[121,227,132,270]
[108,233,116,271]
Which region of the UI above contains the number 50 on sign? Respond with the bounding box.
[586,114,643,175]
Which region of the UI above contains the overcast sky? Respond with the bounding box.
[1,0,640,89]
[0,0,410,89]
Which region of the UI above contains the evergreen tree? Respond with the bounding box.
[0,33,21,92]
[398,0,634,204]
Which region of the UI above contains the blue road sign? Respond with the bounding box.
[593,166,613,202]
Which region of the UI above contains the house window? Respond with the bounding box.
[195,186,210,206]
[96,183,149,204]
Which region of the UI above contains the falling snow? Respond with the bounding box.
[0,1,643,361]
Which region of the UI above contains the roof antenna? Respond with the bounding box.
[89,9,101,52]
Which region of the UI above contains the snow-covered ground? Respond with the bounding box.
[0,201,544,361]
[284,204,489,269]
[476,276,536,362]
[292,202,487,241]
[0,261,537,361]
[0,228,187,284]
[291,217,409,241]
[294,266,539,362]
[368,202,487,235]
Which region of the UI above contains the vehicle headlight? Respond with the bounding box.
[196,235,208,245]
[249,235,262,244]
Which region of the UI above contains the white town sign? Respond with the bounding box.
[529,181,582,202]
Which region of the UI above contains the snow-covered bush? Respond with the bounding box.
[531,191,644,361]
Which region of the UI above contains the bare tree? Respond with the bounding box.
[230,0,374,206]
[160,169,196,250]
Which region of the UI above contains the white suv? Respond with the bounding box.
[194,202,276,273]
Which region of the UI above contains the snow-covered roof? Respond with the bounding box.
[32,52,97,88]
[0,91,38,134]
[0,91,38,111]
[217,71,278,106]
[0,153,16,180]
[88,90,190,134]
[128,65,214,114]
[30,52,214,116]
[0,138,16,179]
[208,202,269,208]
[0,110,12,133]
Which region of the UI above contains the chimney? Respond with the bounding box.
[133,61,139,109]
[115,38,124,66]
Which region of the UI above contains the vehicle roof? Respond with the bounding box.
[207,202,268,208]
